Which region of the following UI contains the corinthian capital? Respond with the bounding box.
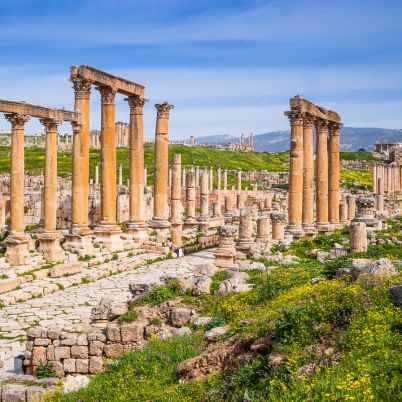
[303,113,315,128]
[155,102,174,119]
[5,113,30,129]
[126,95,148,114]
[97,86,117,104]
[39,118,62,132]
[284,111,303,126]
[328,122,343,134]
[315,119,329,132]
[71,77,92,98]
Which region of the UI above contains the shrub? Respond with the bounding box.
[35,363,56,379]
[117,310,138,324]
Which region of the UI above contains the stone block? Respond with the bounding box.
[1,383,27,402]
[77,334,88,346]
[75,359,89,374]
[54,346,70,360]
[103,343,124,358]
[47,345,55,361]
[26,386,47,402]
[63,358,76,373]
[47,328,62,340]
[34,337,51,346]
[60,334,78,346]
[71,346,88,359]
[120,323,145,343]
[169,307,193,327]
[89,340,104,356]
[49,360,65,377]
[49,262,87,278]
[89,356,103,374]
[106,323,121,342]
[32,346,47,365]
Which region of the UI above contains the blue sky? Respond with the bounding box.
[0,0,402,139]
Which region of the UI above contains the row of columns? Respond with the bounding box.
[286,111,342,236]
[372,165,402,194]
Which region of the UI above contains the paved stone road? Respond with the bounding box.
[0,250,214,374]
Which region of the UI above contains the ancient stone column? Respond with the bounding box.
[302,114,316,235]
[285,111,304,237]
[347,195,356,221]
[0,195,6,231]
[339,199,348,225]
[168,168,172,188]
[5,113,30,265]
[182,167,186,188]
[350,222,367,253]
[328,122,342,227]
[118,164,123,186]
[214,225,237,268]
[184,168,196,225]
[270,212,286,240]
[209,167,213,191]
[315,119,331,231]
[171,153,182,248]
[70,74,92,237]
[125,95,148,241]
[144,165,148,186]
[195,166,200,187]
[237,170,242,191]
[223,169,228,191]
[264,195,272,210]
[256,215,269,242]
[38,118,64,262]
[150,102,174,234]
[198,169,209,232]
[94,86,122,250]
[372,165,377,194]
[95,164,99,185]
[212,201,220,217]
[237,208,254,252]
[224,195,235,214]
[237,194,244,209]
[376,177,384,212]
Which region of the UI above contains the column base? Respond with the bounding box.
[125,220,149,243]
[38,231,65,263]
[197,219,209,234]
[94,223,123,252]
[316,222,335,234]
[5,233,30,266]
[302,224,318,237]
[236,238,254,253]
[149,218,171,234]
[171,223,183,248]
[183,218,198,228]
[330,222,343,231]
[286,224,304,239]
[256,235,270,242]
[214,249,236,268]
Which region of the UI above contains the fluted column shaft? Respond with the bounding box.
[98,86,118,225]
[328,123,341,225]
[286,111,304,232]
[71,77,91,233]
[6,113,29,233]
[302,115,314,229]
[152,102,174,225]
[316,120,329,225]
[40,119,60,231]
[185,169,196,223]
[171,154,182,221]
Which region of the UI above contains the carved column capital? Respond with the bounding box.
[97,86,117,105]
[39,118,62,132]
[126,95,148,115]
[328,122,343,135]
[315,119,329,132]
[284,111,303,126]
[71,77,92,98]
[303,113,315,128]
[155,102,174,119]
[5,113,30,129]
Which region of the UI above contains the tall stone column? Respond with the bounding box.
[5,113,30,265]
[285,111,304,237]
[70,75,91,236]
[328,122,342,228]
[347,194,356,221]
[150,102,174,234]
[237,170,242,191]
[95,164,99,185]
[38,118,64,262]
[171,154,182,248]
[223,169,228,191]
[198,169,210,233]
[302,114,316,235]
[94,86,123,251]
[195,166,200,187]
[315,119,331,232]
[372,165,377,194]
[182,167,186,188]
[209,168,213,191]
[125,95,148,241]
[376,178,384,212]
[184,168,196,226]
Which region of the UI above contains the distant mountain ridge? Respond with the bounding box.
[193,127,402,152]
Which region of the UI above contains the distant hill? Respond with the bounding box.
[193,127,402,152]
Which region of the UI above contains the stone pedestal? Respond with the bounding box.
[270,212,286,240]
[38,231,65,263]
[94,224,124,251]
[350,222,367,253]
[237,208,254,252]
[264,196,272,210]
[214,225,237,268]
[353,196,379,230]
[212,201,221,218]
[285,111,304,238]
[6,234,30,266]
[256,216,269,242]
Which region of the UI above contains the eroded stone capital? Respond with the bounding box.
[328,122,343,135]
[5,113,30,129]
[315,118,329,132]
[126,95,148,115]
[218,225,238,238]
[71,77,92,98]
[97,86,117,105]
[270,212,287,223]
[155,102,174,119]
[39,118,62,132]
[284,111,303,126]
[303,113,315,128]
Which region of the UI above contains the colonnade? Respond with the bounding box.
[285,96,342,237]
[372,165,402,194]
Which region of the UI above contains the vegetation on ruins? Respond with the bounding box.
[46,219,402,402]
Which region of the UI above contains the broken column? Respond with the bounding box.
[237,208,254,253]
[350,222,368,253]
[214,225,237,268]
[347,194,356,221]
[270,212,286,241]
[256,215,270,242]
[184,169,197,226]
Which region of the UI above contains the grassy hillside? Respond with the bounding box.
[47,224,402,402]
[0,145,374,188]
